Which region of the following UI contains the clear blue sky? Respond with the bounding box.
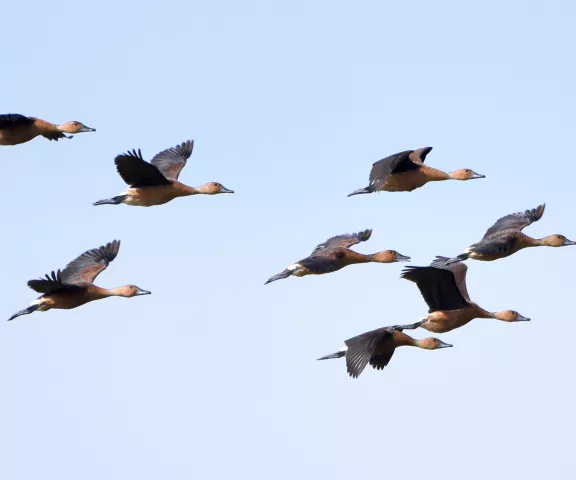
[1,1,575,478]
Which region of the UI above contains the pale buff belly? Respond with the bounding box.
[123,186,181,207]
[382,171,428,192]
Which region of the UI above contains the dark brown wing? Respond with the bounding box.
[114,149,172,188]
[408,146,433,165]
[429,256,471,303]
[60,240,121,285]
[401,263,469,312]
[27,270,84,295]
[344,327,393,378]
[369,349,396,371]
[0,113,34,129]
[311,229,372,255]
[471,236,518,256]
[482,204,545,239]
[297,256,345,275]
[368,150,419,190]
[150,140,194,180]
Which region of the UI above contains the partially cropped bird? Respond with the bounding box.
[317,324,452,378]
[264,229,410,285]
[0,113,95,146]
[8,240,150,321]
[93,140,234,207]
[347,147,484,196]
[445,204,575,264]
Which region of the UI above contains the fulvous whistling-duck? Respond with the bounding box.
[397,256,530,334]
[317,324,452,378]
[347,147,484,196]
[445,204,576,264]
[264,229,410,285]
[0,114,95,146]
[93,140,234,208]
[8,240,150,321]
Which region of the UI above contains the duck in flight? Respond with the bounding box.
[397,256,530,333]
[317,324,452,379]
[8,240,150,321]
[93,140,234,207]
[347,147,484,196]
[264,229,410,285]
[0,113,95,146]
[445,204,575,265]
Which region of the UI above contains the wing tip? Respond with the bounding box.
[102,239,121,262]
[534,203,546,219]
[399,265,420,278]
[178,139,194,157]
[114,149,143,164]
[357,229,373,242]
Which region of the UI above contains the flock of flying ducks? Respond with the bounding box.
[2,113,574,379]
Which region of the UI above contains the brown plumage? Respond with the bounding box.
[8,240,151,322]
[317,324,452,379]
[445,204,576,264]
[398,256,530,333]
[264,229,410,285]
[347,147,485,196]
[0,114,95,146]
[93,140,234,208]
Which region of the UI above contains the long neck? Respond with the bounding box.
[35,119,58,133]
[173,182,199,196]
[475,304,496,319]
[346,251,372,264]
[396,331,419,347]
[528,236,546,247]
[420,165,450,182]
[99,286,128,298]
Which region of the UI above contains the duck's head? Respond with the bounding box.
[417,338,453,350]
[371,250,411,263]
[198,182,235,195]
[494,310,530,322]
[541,234,576,247]
[59,121,96,134]
[119,285,152,297]
[449,168,485,181]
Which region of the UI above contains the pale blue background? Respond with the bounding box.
[1,1,574,478]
